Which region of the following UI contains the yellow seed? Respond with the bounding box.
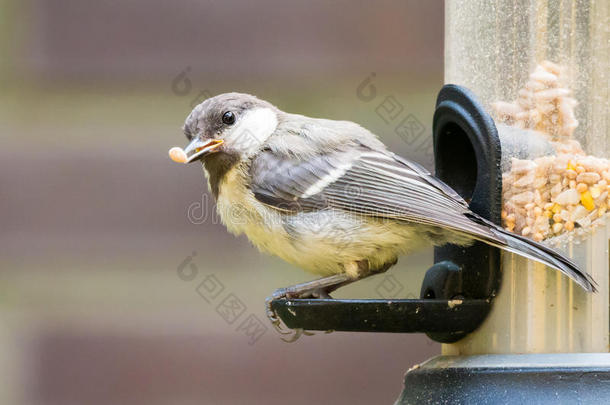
[565,221,575,231]
[552,203,562,214]
[552,213,562,223]
[168,147,188,164]
[544,210,553,218]
[576,183,588,193]
[565,169,577,179]
[581,190,595,211]
[567,161,576,171]
[590,186,601,199]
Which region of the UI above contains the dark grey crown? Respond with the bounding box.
[183,93,276,140]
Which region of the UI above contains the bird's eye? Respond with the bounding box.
[222,111,236,125]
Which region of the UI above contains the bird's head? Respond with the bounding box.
[169,93,279,164]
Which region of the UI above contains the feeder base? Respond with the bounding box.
[396,353,610,404]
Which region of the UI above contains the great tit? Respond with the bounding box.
[169,92,595,337]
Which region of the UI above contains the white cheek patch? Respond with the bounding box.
[225,108,278,155]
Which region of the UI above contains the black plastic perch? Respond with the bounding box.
[270,85,503,343]
[271,298,491,335]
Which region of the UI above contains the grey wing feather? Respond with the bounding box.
[391,153,468,206]
[249,146,595,292]
[249,148,343,211]
[249,147,499,242]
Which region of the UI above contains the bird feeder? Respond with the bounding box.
[272,0,610,400]
[439,0,609,356]
[398,0,610,402]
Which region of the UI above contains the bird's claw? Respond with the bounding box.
[265,292,295,337]
[265,288,316,342]
[280,328,315,343]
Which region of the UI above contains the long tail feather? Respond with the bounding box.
[467,214,597,292]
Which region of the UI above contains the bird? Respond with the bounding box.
[169,92,596,338]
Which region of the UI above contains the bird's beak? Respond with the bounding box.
[168,138,224,164]
[184,138,224,163]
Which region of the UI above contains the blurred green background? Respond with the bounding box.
[0,1,444,404]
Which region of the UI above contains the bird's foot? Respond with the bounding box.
[265,273,352,342]
[265,287,317,342]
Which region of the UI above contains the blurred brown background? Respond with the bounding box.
[0,1,444,404]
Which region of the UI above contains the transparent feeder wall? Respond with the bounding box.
[444,0,609,355]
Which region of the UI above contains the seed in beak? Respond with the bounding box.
[169,147,188,164]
